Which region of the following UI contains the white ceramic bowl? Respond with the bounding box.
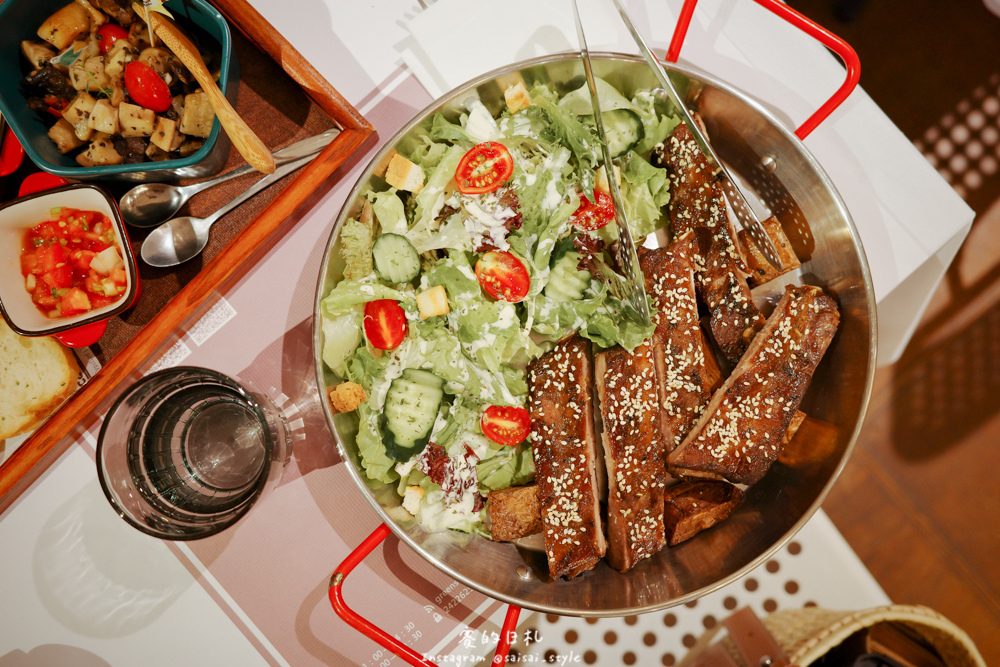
[0,183,139,346]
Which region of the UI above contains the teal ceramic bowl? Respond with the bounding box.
[0,0,239,182]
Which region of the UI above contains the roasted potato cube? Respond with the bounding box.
[47,118,86,154]
[69,56,111,92]
[104,39,138,78]
[74,0,108,27]
[62,91,97,141]
[145,143,170,161]
[20,41,57,69]
[37,3,91,50]
[149,116,181,152]
[75,136,122,167]
[119,101,155,137]
[178,91,215,138]
[87,98,119,135]
[177,138,204,158]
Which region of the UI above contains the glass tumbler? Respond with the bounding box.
[96,366,291,540]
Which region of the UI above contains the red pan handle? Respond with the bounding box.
[329,523,522,667]
[665,0,861,139]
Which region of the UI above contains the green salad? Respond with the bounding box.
[320,76,681,534]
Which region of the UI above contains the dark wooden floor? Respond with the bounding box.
[791,1,1000,663]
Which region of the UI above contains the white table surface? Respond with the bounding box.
[258,0,974,365]
[1,0,963,665]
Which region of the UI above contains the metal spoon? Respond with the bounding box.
[140,152,318,267]
[120,129,339,227]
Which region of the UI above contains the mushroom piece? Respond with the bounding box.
[20,41,57,69]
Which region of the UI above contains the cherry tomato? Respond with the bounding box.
[474,251,530,303]
[455,142,514,195]
[570,191,616,231]
[363,299,408,350]
[481,405,531,446]
[96,24,129,55]
[124,61,172,113]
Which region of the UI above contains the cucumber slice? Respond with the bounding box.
[545,251,591,303]
[372,233,420,284]
[583,108,644,158]
[382,368,445,462]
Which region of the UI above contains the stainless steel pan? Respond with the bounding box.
[313,53,876,616]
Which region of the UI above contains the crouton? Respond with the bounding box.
[372,148,398,178]
[487,485,542,542]
[328,382,366,413]
[416,285,450,319]
[504,81,531,113]
[384,153,425,193]
[403,485,424,515]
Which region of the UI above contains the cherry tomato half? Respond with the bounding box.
[474,250,530,303]
[455,142,514,195]
[570,190,616,231]
[481,405,531,446]
[124,61,172,113]
[96,24,129,55]
[363,299,408,350]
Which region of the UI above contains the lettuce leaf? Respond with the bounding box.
[530,85,600,201]
[632,89,682,154]
[320,278,415,319]
[321,310,362,377]
[407,145,468,252]
[367,190,407,235]
[339,216,375,281]
[356,403,399,485]
[429,112,475,145]
[424,252,539,379]
[620,150,671,237]
[477,442,535,492]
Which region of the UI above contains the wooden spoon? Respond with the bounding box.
[131,3,275,174]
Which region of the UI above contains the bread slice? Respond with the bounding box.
[0,321,80,440]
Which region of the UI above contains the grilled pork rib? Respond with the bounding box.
[668,285,840,486]
[528,336,607,579]
[657,123,765,363]
[641,231,723,453]
[663,479,745,546]
[595,342,667,572]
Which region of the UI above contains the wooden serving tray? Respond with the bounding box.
[0,0,375,513]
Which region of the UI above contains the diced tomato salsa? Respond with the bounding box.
[19,207,127,319]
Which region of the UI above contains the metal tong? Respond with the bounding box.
[609,0,784,270]
[570,0,652,326]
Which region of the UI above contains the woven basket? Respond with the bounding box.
[683,604,986,667]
